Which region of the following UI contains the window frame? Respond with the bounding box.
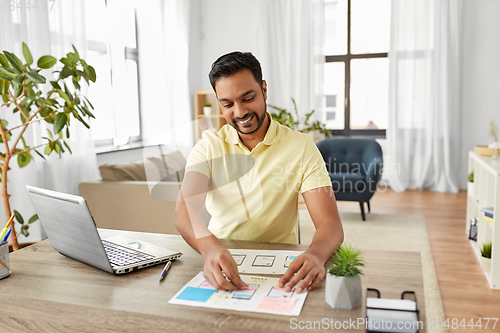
[325,0,388,137]
[87,6,143,149]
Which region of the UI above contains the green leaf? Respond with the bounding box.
[72,79,81,91]
[63,141,72,154]
[17,152,32,168]
[54,141,63,154]
[37,55,57,69]
[0,66,17,78]
[82,105,95,118]
[66,127,70,139]
[0,53,10,68]
[83,96,94,110]
[0,79,9,95]
[14,85,22,99]
[87,65,96,83]
[56,89,71,104]
[22,42,33,66]
[63,83,73,101]
[4,51,24,72]
[28,214,39,224]
[47,128,54,139]
[14,209,24,225]
[67,52,78,63]
[72,45,80,59]
[0,74,13,81]
[12,74,25,88]
[60,65,72,78]
[50,81,61,90]
[26,71,46,84]
[44,145,53,155]
[34,149,46,160]
[53,113,67,134]
[20,224,29,237]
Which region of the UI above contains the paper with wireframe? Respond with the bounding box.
[228,249,304,274]
[169,271,308,316]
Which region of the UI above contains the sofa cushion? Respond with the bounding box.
[99,159,150,181]
[148,151,187,182]
[99,150,187,182]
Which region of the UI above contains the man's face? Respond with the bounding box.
[215,69,267,135]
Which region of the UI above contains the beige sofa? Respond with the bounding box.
[79,151,210,235]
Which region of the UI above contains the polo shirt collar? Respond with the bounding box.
[225,112,278,146]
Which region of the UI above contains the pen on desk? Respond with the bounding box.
[0,214,15,239]
[159,261,172,282]
[1,228,12,244]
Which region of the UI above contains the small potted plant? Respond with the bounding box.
[325,243,364,309]
[467,171,474,197]
[203,103,212,116]
[481,242,492,274]
[268,98,332,143]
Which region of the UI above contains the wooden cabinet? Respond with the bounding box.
[194,90,226,142]
[466,151,500,289]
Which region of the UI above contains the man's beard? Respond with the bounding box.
[230,102,267,135]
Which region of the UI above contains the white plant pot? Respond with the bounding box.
[306,130,325,144]
[325,274,362,309]
[467,182,474,198]
[203,107,212,116]
[481,256,491,274]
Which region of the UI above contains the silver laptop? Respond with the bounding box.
[26,185,182,274]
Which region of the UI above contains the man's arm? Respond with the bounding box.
[175,171,248,291]
[279,186,344,293]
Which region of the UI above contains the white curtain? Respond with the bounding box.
[135,0,193,158]
[387,0,463,193]
[257,0,325,124]
[0,0,99,242]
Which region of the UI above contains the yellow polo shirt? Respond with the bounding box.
[185,114,331,244]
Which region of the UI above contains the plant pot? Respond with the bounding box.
[203,107,212,116]
[481,256,491,274]
[467,182,474,198]
[325,274,362,309]
[306,130,325,144]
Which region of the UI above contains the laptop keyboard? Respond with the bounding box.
[102,240,154,268]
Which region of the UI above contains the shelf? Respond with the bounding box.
[470,240,492,286]
[466,151,500,289]
[193,91,226,142]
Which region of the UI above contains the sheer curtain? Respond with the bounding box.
[135,0,193,158]
[257,0,325,123]
[387,0,463,193]
[0,0,99,242]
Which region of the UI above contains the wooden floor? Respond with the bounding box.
[330,189,500,333]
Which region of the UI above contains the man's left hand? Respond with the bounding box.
[278,251,326,294]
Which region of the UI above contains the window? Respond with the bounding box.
[324,0,391,136]
[84,0,141,147]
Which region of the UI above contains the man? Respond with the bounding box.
[175,51,343,294]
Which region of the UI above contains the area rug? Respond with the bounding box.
[299,210,447,333]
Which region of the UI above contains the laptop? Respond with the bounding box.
[26,185,182,274]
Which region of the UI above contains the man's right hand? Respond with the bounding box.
[202,243,248,291]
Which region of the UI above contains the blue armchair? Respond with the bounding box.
[316,138,383,221]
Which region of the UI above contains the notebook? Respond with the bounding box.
[26,185,182,274]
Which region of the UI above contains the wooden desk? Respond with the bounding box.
[0,230,426,332]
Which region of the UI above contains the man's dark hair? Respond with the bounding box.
[209,51,263,91]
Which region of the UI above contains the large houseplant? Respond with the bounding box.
[325,243,364,309]
[268,97,332,142]
[0,43,96,250]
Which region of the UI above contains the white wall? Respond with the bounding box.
[460,0,500,188]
